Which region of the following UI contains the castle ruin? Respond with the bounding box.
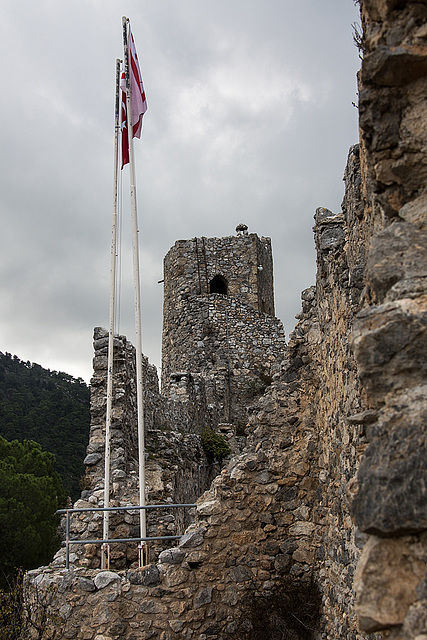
[161,233,285,426]
[24,2,427,639]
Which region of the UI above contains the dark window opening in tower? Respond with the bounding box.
[209,275,228,295]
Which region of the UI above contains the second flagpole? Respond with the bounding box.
[122,15,148,567]
[101,58,122,571]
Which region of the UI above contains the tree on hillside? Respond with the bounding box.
[0,353,90,499]
[0,437,66,588]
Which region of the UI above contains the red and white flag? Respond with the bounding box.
[121,27,147,168]
[120,73,130,168]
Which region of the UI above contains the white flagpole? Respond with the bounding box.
[101,58,122,571]
[122,16,148,567]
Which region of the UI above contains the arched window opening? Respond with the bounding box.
[209,275,228,295]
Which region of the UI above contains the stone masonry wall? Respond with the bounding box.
[24,327,327,639]
[67,328,219,570]
[162,234,275,322]
[349,1,427,637]
[309,147,371,639]
[161,294,286,427]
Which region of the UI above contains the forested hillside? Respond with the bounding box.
[0,352,90,499]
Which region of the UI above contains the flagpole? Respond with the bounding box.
[122,15,148,567]
[101,58,122,571]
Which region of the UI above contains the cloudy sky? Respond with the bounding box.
[0,0,361,383]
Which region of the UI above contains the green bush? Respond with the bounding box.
[201,429,231,462]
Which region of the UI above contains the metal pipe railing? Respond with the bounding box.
[57,503,197,569]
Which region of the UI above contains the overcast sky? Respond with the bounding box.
[0,0,361,383]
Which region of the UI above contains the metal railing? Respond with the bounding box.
[57,503,197,569]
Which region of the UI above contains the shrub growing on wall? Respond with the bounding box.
[201,428,231,462]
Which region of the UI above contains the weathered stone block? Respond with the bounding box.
[83,453,102,466]
[274,554,292,573]
[230,565,252,582]
[319,226,346,252]
[362,47,427,87]
[161,567,189,588]
[367,222,427,303]
[158,548,185,565]
[292,546,315,565]
[289,521,316,537]
[400,193,427,230]
[179,527,206,549]
[197,499,222,517]
[169,620,185,632]
[93,571,121,590]
[139,599,167,615]
[79,577,96,592]
[194,587,212,609]
[351,298,427,397]
[351,387,427,535]
[354,536,426,632]
[128,565,160,586]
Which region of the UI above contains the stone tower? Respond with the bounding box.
[161,228,286,427]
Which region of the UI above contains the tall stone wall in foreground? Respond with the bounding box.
[349,0,427,636]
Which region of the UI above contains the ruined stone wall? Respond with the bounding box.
[26,132,426,638]
[24,344,327,639]
[349,1,427,636]
[162,233,275,320]
[309,148,371,638]
[90,327,215,443]
[22,162,417,640]
[71,328,219,570]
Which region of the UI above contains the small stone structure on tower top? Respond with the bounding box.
[161,227,286,428]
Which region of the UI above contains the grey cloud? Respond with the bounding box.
[0,0,360,381]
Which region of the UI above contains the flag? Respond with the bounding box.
[121,26,147,168]
[120,73,129,168]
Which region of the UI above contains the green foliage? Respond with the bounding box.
[0,437,66,588]
[0,352,90,499]
[201,428,231,462]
